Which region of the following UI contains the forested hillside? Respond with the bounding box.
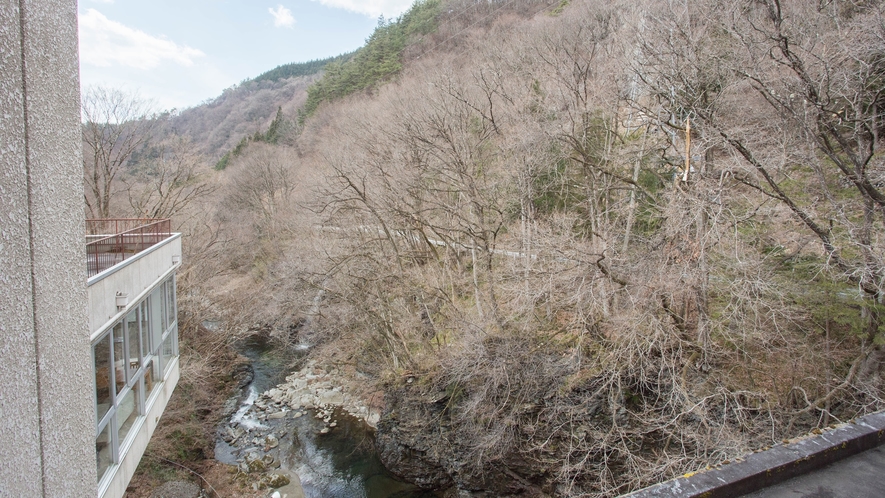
[168,74,315,159]
[251,53,352,84]
[89,0,885,496]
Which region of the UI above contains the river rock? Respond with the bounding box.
[367,411,381,426]
[263,359,381,432]
[265,434,279,449]
[150,480,201,498]
[265,472,291,488]
[245,451,267,473]
[319,390,344,405]
[221,397,241,418]
[273,474,306,498]
[268,410,287,420]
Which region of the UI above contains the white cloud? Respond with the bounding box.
[78,9,204,70]
[269,5,296,28]
[310,0,414,18]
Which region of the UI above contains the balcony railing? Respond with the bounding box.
[86,219,172,278]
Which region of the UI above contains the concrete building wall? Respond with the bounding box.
[0,1,44,494]
[0,1,97,496]
[88,235,182,337]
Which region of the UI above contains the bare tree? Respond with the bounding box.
[125,137,217,222]
[82,86,158,219]
[638,0,885,365]
[225,143,297,240]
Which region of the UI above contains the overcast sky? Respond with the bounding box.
[78,0,415,111]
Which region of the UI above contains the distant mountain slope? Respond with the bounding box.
[251,53,354,85]
[300,0,440,120]
[169,75,317,159]
[163,0,555,160]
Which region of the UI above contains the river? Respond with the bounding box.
[215,335,438,497]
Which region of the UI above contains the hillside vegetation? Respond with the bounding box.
[93,0,885,496]
[170,73,316,159]
[300,0,440,119]
[251,53,352,84]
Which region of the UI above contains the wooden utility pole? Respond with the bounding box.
[683,116,691,182]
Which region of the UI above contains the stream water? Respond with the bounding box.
[215,335,436,498]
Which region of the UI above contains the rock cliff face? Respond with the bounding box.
[375,412,455,490]
[374,388,550,496]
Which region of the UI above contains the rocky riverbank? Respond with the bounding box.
[216,357,424,497]
[258,360,382,428]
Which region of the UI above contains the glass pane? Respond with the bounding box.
[159,284,168,331]
[162,333,175,374]
[126,310,140,379]
[117,388,138,446]
[144,361,156,401]
[134,373,144,415]
[112,323,126,395]
[150,287,164,356]
[165,277,176,329]
[96,421,112,482]
[93,334,112,422]
[156,345,164,378]
[140,301,150,357]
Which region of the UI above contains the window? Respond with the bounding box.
[92,275,180,481]
[93,333,112,423]
[96,421,113,482]
[112,323,126,395]
[116,388,138,447]
[144,361,156,400]
[165,277,176,329]
[126,309,141,380]
[150,286,164,357]
[162,332,175,374]
[140,300,150,357]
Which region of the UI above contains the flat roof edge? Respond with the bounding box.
[87,233,181,287]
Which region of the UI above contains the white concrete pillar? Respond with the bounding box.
[0,1,96,496]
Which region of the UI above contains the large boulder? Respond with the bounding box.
[150,480,201,498]
[264,472,291,488]
[318,390,345,406]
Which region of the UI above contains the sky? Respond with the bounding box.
[78,0,416,111]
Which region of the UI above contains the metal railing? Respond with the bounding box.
[86,219,172,278]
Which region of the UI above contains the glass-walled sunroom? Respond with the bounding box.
[93,275,178,482]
